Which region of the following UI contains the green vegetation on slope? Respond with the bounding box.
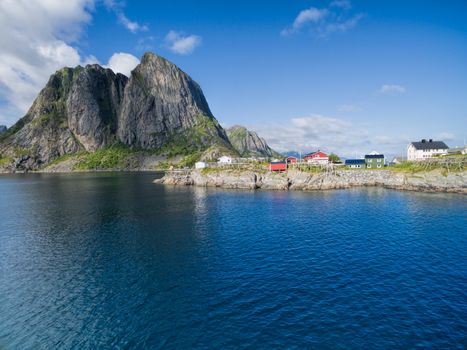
[74,145,134,170]
[0,155,13,167]
[390,160,465,173]
[156,114,230,158]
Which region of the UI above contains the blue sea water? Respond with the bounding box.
[0,172,466,349]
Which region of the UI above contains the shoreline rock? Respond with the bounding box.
[155,169,467,194]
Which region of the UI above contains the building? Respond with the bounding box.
[195,161,207,169]
[286,156,298,164]
[304,151,329,164]
[407,139,449,160]
[345,159,366,168]
[218,156,233,164]
[270,161,287,171]
[365,154,385,169]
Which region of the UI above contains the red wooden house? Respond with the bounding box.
[270,161,287,171]
[286,156,298,164]
[304,151,329,164]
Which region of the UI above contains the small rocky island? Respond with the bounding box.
[155,167,467,194]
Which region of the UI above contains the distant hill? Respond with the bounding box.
[226,125,281,158]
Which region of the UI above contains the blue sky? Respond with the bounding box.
[0,0,466,157]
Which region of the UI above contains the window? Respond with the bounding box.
[367,165,371,168]
[377,165,381,168]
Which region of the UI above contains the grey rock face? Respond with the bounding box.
[226,125,278,158]
[118,52,229,150]
[66,65,127,151]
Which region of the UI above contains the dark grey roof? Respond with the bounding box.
[411,141,448,150]
[365,154,384,159]
[345,159,366,165]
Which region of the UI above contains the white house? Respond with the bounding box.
[218,156,233,164]
[407,139,449,160]
[195,161,207,169]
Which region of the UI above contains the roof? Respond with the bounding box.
[365,154,384,159]
[410,140,449,150]
[345,159,366,165]
[304,151,328,157]
[270,161,286,164]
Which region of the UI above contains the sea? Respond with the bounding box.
[0,172,466,349]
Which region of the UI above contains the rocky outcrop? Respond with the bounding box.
[0,52,234,172]
[0,126,6,134]
[226,125,280,158]
[155,169,467,194]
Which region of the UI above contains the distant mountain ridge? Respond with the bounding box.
[226,125,280,158]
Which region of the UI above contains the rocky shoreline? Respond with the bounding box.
[155,169,467,194]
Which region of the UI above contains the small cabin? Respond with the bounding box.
[270,161,287,172]
[286,156,298,164]
[218,156,233,164]
[195,161,207,169]
[345,159,366,168]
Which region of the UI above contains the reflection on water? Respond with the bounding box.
[0,173,466,349]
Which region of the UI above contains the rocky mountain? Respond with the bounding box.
[0,52,235,171]
[0,126,6,134]
[226,125,280,158]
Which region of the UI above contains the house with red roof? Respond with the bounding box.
[304,151,329,165]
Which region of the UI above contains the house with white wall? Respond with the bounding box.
[407,139,449,160]
[195,161,207,169]
[218,156,233,164]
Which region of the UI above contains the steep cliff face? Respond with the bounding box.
[66,65,127,151]
[226,125,279,158]
[118,53,229,151]
[0,52,234,171]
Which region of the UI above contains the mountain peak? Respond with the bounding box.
[226,125,279,158]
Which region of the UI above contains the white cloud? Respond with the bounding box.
[252,114,409,158]
[324,13,365,35]
[0,0,95,125]
[104,0,148,33]
[379,84,406,94]
[281,7,329,36]
[281,1,364,37]
[106,52,140,76]
[165,31,202,55]
[117,13,148,33]
[338,104,361,112]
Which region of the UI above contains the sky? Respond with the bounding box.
[0,0,466,158]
